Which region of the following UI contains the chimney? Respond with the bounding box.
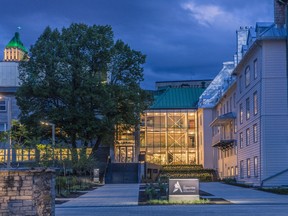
[274,0,287,27]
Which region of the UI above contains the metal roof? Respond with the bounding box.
[150,87,205,109]
[5,32,28,53]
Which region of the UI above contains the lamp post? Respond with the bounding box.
[41,121,55,167]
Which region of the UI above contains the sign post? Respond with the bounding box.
[169,179,199,202]
[93,169,100,183]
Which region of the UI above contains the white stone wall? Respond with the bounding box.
[0,62,20,87]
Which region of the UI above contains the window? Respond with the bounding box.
[246,98,250,120]
[254,156,258,177]
[240,103,243,124]
[230,97,232,112]
[233,93,236,108]
[240,160,244,178]
[253,124,258,143]
[254,59,258,79]
[247,158,251,177]
[239,75,242,93]
[240,132,243,148]
[245,66,251,87]
[190,135,196,148]
[0,100,6,111]
[246,128,250,146]
[0,123,7,132]
[253,92,258,115]
[231,166,234,176]
[235,166,238,176]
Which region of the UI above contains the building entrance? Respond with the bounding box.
[115,145,134,163]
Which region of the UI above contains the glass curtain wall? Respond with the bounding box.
[114,127,135,163]
[140,109,197,165]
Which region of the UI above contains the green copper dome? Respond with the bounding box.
[5,32,28,53]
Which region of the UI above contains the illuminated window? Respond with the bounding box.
[240,132,243,148]
[246,128,250,146]
[253,92,258,115]
[253,124,258,143]
[247,158,251,177]
[240,103,243,124]
[246,98,250,120]
[254,156,258,177]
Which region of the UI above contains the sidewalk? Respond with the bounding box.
[57,184,139,207]
[200,182,288,204]
[56,182,288,216]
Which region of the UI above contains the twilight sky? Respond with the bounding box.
[0,0,273,89]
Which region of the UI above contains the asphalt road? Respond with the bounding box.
[56,204,288,216]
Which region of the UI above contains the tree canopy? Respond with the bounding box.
[16,23,152,161]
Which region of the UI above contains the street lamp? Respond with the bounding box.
[0,96,12,169]
[40,121,55,167]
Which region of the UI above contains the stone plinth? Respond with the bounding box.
[0,168,55,216]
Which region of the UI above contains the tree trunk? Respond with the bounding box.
[90,136,102,159]
[71,133,78,164]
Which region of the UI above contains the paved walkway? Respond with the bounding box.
[56,182,288,215]
[200,182,288,204]
[58,184,139,207]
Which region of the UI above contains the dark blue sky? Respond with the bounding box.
[0,0,273,89]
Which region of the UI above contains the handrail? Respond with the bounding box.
[261,168,288,187]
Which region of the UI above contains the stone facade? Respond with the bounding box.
[0,168,55,216]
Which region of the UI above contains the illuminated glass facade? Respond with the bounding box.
[140,109,197,165]
[114,87,205,165]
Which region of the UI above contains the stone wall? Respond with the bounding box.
[0,168,55,216]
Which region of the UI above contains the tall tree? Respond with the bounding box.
[16,23,151,162]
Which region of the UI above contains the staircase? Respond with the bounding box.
[105,163,140,184]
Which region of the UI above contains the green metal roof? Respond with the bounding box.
[150,87,205,109]
[5,32,28,53]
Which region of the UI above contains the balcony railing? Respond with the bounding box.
[212,132,236,149]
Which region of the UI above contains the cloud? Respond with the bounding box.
[182,2,225,27]
[181,1,263,30]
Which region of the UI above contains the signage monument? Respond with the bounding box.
[169,178,199,201]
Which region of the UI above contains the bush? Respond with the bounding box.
[159,165,216,182]
[147,199,209,205]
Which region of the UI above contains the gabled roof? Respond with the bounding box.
[198,61,235,108]
[5,32,28,53]
[150,87,205,109]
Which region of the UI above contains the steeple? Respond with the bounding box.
[3,32,28,62]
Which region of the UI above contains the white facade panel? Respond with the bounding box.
[0,62,20,87]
